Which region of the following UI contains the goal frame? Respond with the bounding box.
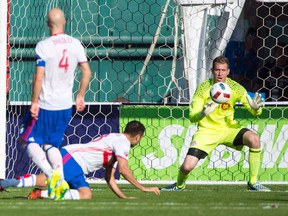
[1,0,288,184]
[0,0,8,179]
[177,0,237,5]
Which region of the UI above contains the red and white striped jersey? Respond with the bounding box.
[62,133,130,175]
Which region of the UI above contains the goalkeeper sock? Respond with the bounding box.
[248,148,261,185]
[176,169,190,188]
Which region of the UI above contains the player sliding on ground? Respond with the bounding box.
[1,121,160,199]
[162,56,270,192]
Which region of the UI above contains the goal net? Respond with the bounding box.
[1,0,288,184]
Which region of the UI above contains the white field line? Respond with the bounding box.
[87,179,288,185]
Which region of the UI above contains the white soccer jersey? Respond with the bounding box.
[35,33,88,110]
[62,133,131,175]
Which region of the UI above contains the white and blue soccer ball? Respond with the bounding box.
[210,82,231,104]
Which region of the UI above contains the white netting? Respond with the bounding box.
[2,0,288,182]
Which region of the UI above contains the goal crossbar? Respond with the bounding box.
[177,0,236,5]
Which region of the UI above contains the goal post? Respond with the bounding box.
[177,0,237,5]
[178,0,246,97]
[0,0,8,179]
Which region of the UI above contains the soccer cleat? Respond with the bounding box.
[47,170,61,198]
[27,188,44,199]
[53,180,69,201]
[161,182,185,191]
[247,182,271,192]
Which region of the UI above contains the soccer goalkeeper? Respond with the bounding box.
[162,56,270,191]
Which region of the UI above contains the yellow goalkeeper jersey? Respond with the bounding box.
[189,78,262,130]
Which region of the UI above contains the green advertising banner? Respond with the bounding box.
[120,105,288,182]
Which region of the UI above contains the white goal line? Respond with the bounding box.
[87,179,288,185]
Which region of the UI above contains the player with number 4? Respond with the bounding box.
[18,8,91,200]
[161,56,270,192]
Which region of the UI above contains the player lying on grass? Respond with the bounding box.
[0,121,160,200]
[161,56,270,192]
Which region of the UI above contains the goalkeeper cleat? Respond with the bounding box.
[161,182,185,191]
[53,180,69,201]
[47,170,61,198]
[27,188,44,199]
[247,182,271,192]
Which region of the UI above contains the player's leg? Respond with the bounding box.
[0,173,46,190]
[161,149,206,191]
[62,187,92,200]
[44,144,64,196]
[26,143,53,178]
[241,130,261,184]
[228,128,270,191]
[162,130,213,191]
[162,146,209,191]
[176,130,213,189]
[52,177,91,200]
[28,186,92,200]
[161,155,198,191]
[57,148,90,200]
[19,111,53,179]
[44,108,72,198]
[77,187,92,199]
[177,148,207,188]
[242,130,270,191]
[45,144,63,182]
[45,108,72,179]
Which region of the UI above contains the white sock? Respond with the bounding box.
[26,143,53,178]
[40,189,80,200]
[64,189,80,200]
[44,145,64,184]
[40,190,51,199]
[16,174,37,187]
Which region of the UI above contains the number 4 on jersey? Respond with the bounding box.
[59,49,69,72]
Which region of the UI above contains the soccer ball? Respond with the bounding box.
[210,82,231,104]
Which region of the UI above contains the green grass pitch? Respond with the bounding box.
[0,184,288,216]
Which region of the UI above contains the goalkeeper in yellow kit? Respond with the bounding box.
[162,56,270,191]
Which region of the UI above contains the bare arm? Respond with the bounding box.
[75,62,91,112]
[105,157,160,198]
[30,66,45,120]
[105,164,135,199]
[116,157,160,195]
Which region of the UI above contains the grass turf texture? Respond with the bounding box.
[0,184,288,216]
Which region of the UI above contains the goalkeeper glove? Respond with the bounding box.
[201,101,218,116]
[246,92,263,111]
